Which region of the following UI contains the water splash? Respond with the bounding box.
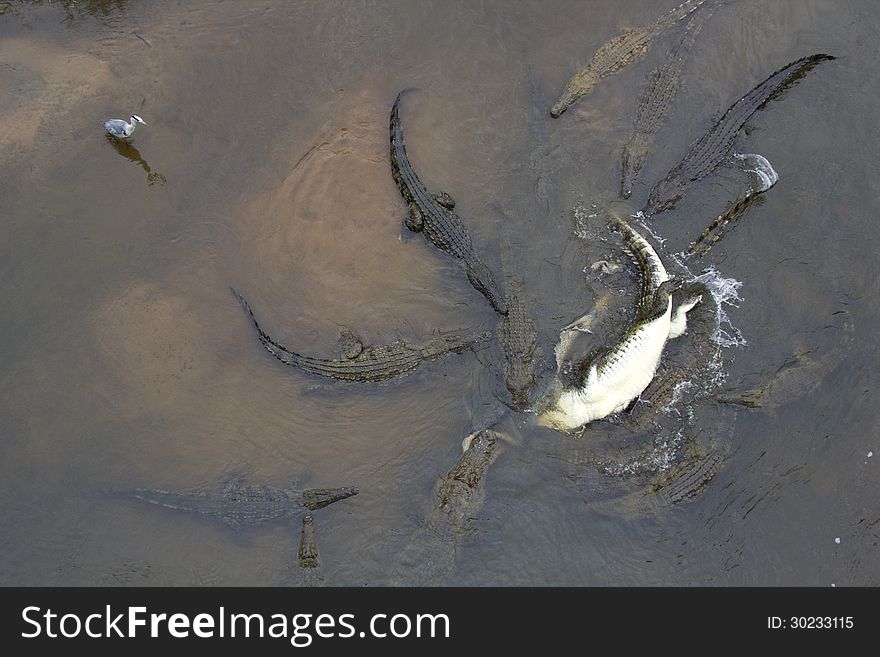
[734,153,779,192]
[599,425,687,476]
[560,201,746,480]
[694,266,746,348]
[572,203,602,240]
[686,153,779,258]
[631,210,667,246]
[664,380,696,414]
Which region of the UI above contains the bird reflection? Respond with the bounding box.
[105,135,167,186]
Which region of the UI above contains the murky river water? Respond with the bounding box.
[1,0,877,586]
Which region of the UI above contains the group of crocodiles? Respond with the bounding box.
[129,0,845,584]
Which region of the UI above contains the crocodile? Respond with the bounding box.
[391,428,501,585]
[390,91,507,315]
[297,515,324,587]
[613,281,717,435]
[232,288,490,383]
[718,311,853,410]
[497,249,540,410]
[538,216,703,432]
[654,449,725,504]
[133,475,358,529]
[549,0,709,118]
[686,153,779,258]
[620,5,717,198]
[643,53,835,216]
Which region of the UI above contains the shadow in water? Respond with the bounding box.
[105,135,167,186]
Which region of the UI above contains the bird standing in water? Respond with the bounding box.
[103,114,147,139]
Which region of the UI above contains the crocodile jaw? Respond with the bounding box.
[550,74,596,118]
[303,486,359,510]
[506,359,535,411]
[644,176,683,216]
[621,133,650,199]
[668,294,703,339]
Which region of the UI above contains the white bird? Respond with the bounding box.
[103,114,147,139]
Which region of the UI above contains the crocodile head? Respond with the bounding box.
[465,261,508,315]
[337,328,364,359]
[549,89,579,118]
[550,72,596,118]
[302,486,359,510]
[462,428,499,457]
[549,96,573,118]
[620,133,650,199]
[644,175,684,216]
[505,358,536,411]
[436,429,499,514]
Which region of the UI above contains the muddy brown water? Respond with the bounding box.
[1,0,877,585]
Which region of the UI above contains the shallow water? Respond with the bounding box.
[1,0,877,586]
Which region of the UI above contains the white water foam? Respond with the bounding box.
[694,265,746,349]
[600,425,688,476]
[664,380,696,415]
[734,153,779,193]
[572,202,746,353]
[572,203,602,240]
[631,210,667,246]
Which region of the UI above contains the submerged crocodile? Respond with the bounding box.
[538,216,702,432]
[232,288,489,383]
[718,310,853,410]
[297,515,324,587]
[621,5,717,198]
[497,250,540,410]
[550,0,708,118]
[391,428,501,585]
[390,91,507,315]
[651,447,727,505]
[547,393,737,515]
[133,475,358,529]
[643,53,834,215]
[686,153,779,258]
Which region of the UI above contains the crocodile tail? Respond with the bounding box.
[655,450,725,505]
[391,87,418,121]
[230,287,283,351]
[740,53,836,114]
[621,132,650,198]
[133,488,189,511]
[677,0,717,52]
[230,287,262,332]
[829,309,854,352]
[686,191,757,257]
[652,0,708,35]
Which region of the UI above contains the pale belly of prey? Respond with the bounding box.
[540,299,672,431]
